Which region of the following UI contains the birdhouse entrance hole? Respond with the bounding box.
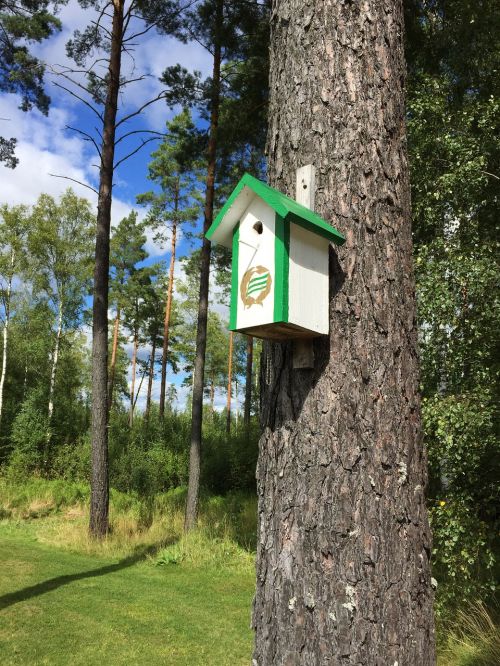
[253,221,263,235]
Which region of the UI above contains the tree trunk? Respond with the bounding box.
[145,336,156,420]
[226,331,233,434]
[47,298,63,424]
[133,358,148,411]
[108,307,121,411]
[89,0,124,539]
[159,183,179,418]
[210,379,215,414]
[252,2,435,664]
[244,335,253,429]
[0,252,13,428]
[184,0,223,532]
[129,329,138,427]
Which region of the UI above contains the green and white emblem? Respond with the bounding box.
[240,266,272,308]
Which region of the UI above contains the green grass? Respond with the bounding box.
[2,477,498,665]
[0,521,255,665]
[437,602,500,666]
[0,477,257,665]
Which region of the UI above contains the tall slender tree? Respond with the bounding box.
[121,265,157,427]
[243,335,253,429]
[160,0,269,530]
[108,212,147,411]
[137,109,200,419]
[0,205,29,428]
[28,190,93,455]
[59,0,186,537]
[252,1,435,663]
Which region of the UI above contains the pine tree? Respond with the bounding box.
[60,0,184,538]
[108,212,147,411]
[160,0,269,531]
[252,2,435,662]
[137,109,200,419]
[0,0,62,167]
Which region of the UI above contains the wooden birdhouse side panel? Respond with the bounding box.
[288,223,329,335]
[230,198,276,332]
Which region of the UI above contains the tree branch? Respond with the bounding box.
[48,174,98,195]
[114,137,161,170]
[66,125,102,158]
[115,92,167,128]
[115,129,165,145]
[51,81,103,121]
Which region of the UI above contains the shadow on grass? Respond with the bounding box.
[0,539,175,611]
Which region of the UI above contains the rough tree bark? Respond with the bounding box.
[184,0,223,532]
[244,335,253,429]
[108,307,120,411]
[252,2,435,664]
[89,0,124,539]
[226,330,233,434]
[159,185,178,419]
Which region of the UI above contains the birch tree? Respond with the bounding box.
[28,190,93,454]
[0,205,29,428]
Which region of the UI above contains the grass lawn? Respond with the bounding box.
[0,522,255,665]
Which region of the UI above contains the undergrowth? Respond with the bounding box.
[0,476,257,569]
[438,602,500,666]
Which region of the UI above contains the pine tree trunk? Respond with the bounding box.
[47,299,63,424]
[129,329,138,427]
[89,0,124,539]
[226,331,233,434]
[0,253,13,428]
[184,0,223,532]
[244,335,253,429]
[145,336,156,420]
[159,192,178,419]
[108,307,121,411]
[252,2,435,664]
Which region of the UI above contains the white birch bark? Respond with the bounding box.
[48,298,63,424]
[0,250,15,426]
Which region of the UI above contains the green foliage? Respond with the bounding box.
[0,1,63,166]
[424,392,498,614]
[407,0,500,616]
[137,108,202,245]
[160,0,269,180]
[7,391,49,478]
[28,189,94,326]
[107,410,258,499]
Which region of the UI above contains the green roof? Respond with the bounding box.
[206,173,346,248]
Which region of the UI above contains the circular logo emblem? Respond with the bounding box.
[240,266,272,308]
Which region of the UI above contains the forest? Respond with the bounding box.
[0,1,498,664]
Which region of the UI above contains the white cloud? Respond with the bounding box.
[31,0,212,132]
[0,95,169,258]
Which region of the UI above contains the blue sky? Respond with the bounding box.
[0,0,239,412]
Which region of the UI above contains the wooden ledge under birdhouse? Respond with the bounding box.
[206,173,345,341]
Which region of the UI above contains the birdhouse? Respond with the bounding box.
[206,173,345,340]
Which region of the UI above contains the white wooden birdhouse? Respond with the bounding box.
[206,172,345,340]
